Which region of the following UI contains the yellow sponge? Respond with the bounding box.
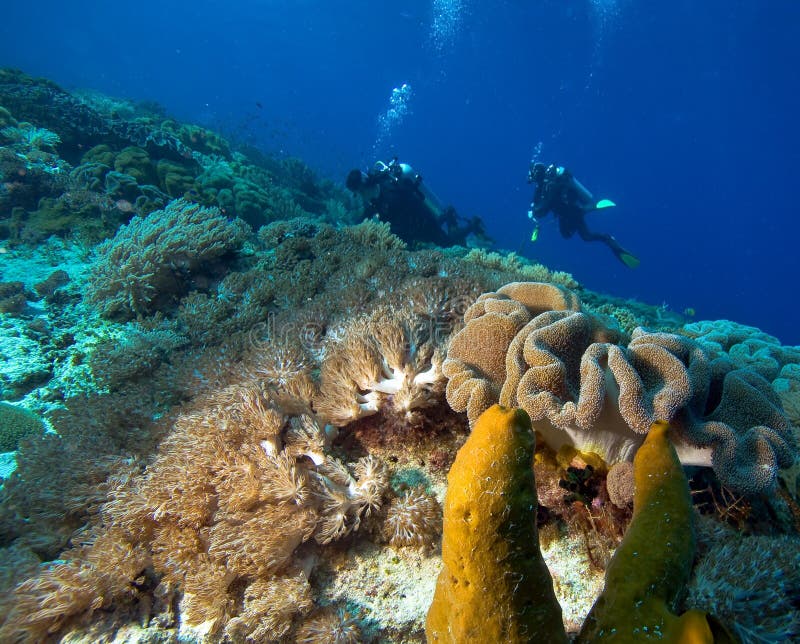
[425,405,567,643]
[576,420,713,643]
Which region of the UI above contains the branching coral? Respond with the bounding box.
[444,282,797,493]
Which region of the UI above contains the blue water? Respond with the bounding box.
[1,0,798,343]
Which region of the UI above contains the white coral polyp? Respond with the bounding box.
[356,390,382,415]
[372,363,407,395]
[260,437,280,457]
[413,363,440,387]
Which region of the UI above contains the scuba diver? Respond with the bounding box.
[527,162,640,269]
[346,158,491,248]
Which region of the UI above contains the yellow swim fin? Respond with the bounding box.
[620,252,640,269]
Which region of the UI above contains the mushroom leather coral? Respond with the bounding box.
[425,405,567,643]
[443,281,581,425]
[426,407,734,644]
[444,282,796,494]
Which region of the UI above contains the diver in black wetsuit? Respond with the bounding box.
[346,158,490,248]
[527,162,640,268]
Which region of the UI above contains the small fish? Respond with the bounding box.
[256,101,263,109]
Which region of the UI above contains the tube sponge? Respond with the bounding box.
[576,421,714,643]
[425,405,567,643]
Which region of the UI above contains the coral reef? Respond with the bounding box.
[2,71,799,643]
[443,281,581,423]
[444,282,797,494]
[0,403,45,452]
[685,518,800,643]
[315,306,448,427]
[384,487,442,549]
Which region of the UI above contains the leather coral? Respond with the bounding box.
[443,282,796,494]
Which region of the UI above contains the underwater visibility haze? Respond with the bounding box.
[1,0,798,343]
[1,1,799,643]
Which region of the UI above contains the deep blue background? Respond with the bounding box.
[1,1,798,343]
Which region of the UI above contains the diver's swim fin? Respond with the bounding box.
[595,199,616,209]
[618,251,640,269]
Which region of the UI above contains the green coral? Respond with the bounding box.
[156,158,197,197]
[175,123,231,157]
[113,146,157,185]
[0,402,45,452]
[81,144,116,167]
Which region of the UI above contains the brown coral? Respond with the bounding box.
[606,461,635,509]
[315,306,448,426]
[224,572,313,642]
[383,487,442,548]
[444,282,797,493]
[86,198,251,319]
[296,607,362,644]
[0,367,390,640]
[443,281,581,425]
[691,368,796,493]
